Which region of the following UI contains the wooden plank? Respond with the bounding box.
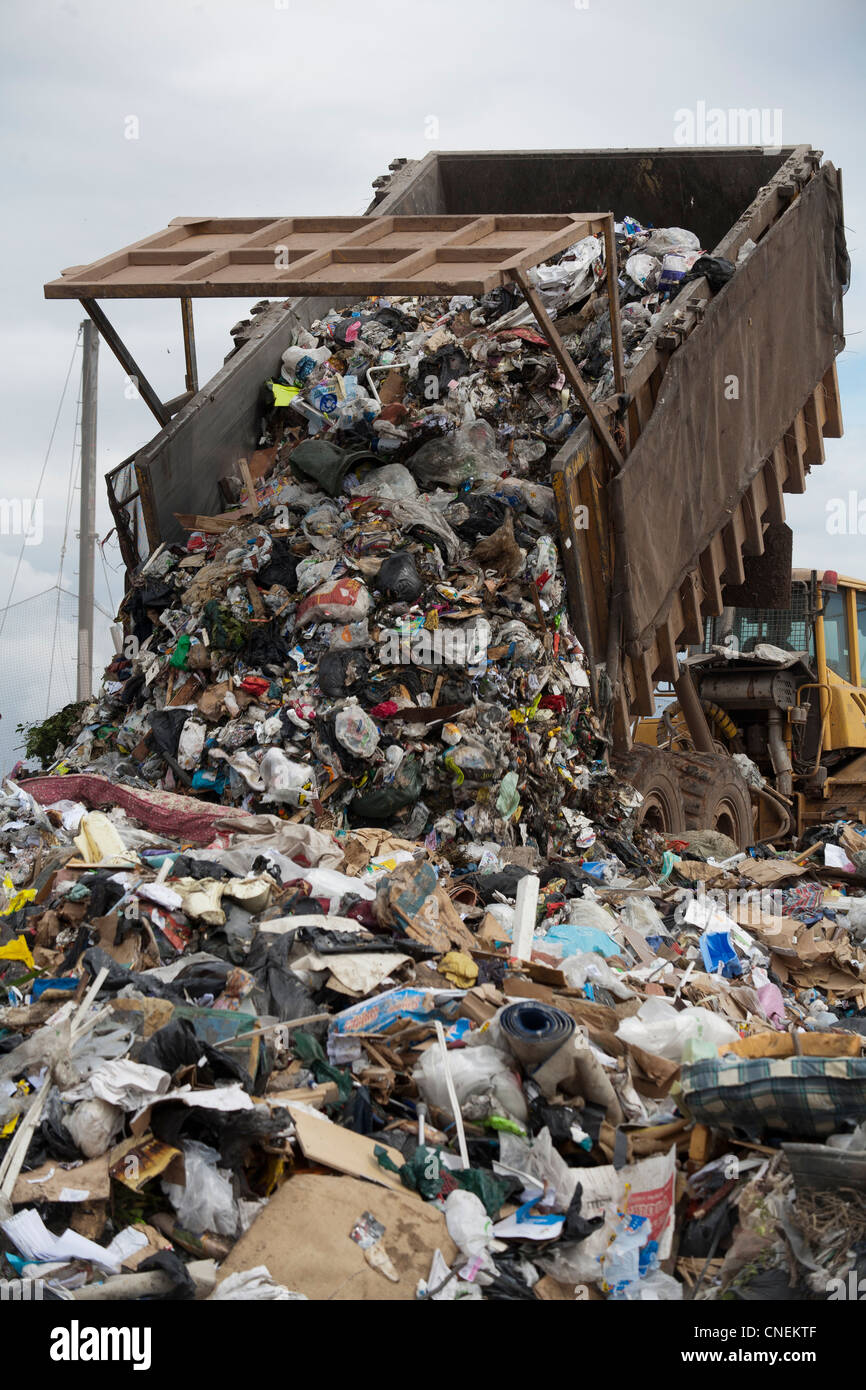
[741,484,765,556]
[821,361,844,437]
[721,511,746,586]
[699,535,725,617]
[680,570,705,646]
[510,268,624,470]
[783,421,807,493]
[764,447,787,522]
[246,576,266,620]
[802,390,825,468]
[238,458,259,514]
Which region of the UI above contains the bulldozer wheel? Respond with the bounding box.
[671,752,754,849]
[613,747,686,837]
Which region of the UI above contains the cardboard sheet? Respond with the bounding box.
[216,1172,457,1301]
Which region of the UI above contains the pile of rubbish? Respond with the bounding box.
[1,778,865,1302]
[2,219,864,1303]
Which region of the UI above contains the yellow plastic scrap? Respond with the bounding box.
[0,874,36,917]
[438,951,478,989]
[509,693,543,726]
[73,812,138,867]
[267,380,301,408]
[0,936,35,970]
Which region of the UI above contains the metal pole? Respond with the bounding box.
[77,319,98,701]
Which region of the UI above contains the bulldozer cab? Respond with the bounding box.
[634,571,866,837]
[704,573,866,757]
[794,570,866,757]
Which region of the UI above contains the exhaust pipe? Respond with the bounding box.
[767,709,793,796]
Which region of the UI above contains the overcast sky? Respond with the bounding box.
[1,0,863,771]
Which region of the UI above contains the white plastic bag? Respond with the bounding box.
[162,1140,238,1236]
[559,952,636,1001]
[348,463,417,499]
[210,1266,307,1300]
[259,748,317,806]
[177,717,206,772]
[617,997,737,1062]
[413,1043,527,1123]
[64,1098,124,1158]
[444,1189,505,1283]
[620,895,666,938]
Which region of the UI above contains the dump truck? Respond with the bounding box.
[64,146,848,848]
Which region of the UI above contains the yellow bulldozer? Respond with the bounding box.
[634,570,866,842]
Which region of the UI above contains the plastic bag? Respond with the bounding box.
[444,1189,506,1283]
[836,897,866,941]
[625,252,661,291]
[376,552,423,602]
[658,250,701,291]
[640,227,700,256]
[445,740,498,784]
[683,255,736,292]
[259,748,317,806]
[529,535,558,598]
[538,1147,677,1286]
[281,344,331,383]
[162,1140,238,1236]
[177,717,206,773]
[296,577,371,627]
[494,476,554,518]
[334,703,381,758]
[296,557,338,595]
[610,1268,684,1301]
[389,499,462,563]
[544,896,620,959]
[559,952,636,1001]
[413,1042,527,1123]
[327,620,371,651]
[210,1267,307,1300]
[349,463,417,499]
[527,235,601,315]
[620,895,666,939]
[64,1098,124,1158]
[409,420,505,488]
[617,997,737,1062]
[301,502,342,550]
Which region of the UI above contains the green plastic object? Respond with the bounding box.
[170,634,191,668]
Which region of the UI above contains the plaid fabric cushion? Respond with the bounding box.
[680,1056,866,1139]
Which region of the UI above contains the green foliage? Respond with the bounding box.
[15,701,86,767]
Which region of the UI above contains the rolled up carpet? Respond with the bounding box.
[499,1001,574,1069]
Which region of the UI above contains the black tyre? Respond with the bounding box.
[613,746,687,837]
[671,752,754,849]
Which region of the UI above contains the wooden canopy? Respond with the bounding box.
[44,213,610,300]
